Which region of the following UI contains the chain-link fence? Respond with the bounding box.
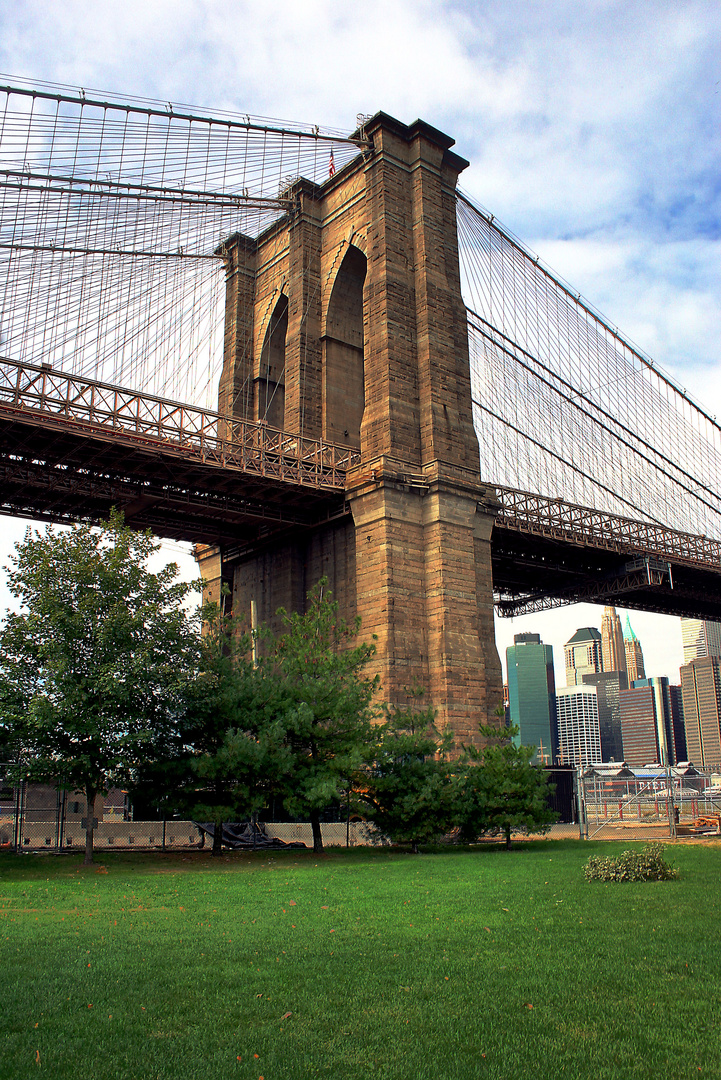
[1,774,206,851]
[3,764,719,852]
[0,770,385,852]
[577,764,721,840]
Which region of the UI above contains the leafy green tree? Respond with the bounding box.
[454,722,558,849]
[361,696,457,852]
[0,513,200,864]
[136,602,291,855]
[271,579,379,854]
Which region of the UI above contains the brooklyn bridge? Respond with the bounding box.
[1,83,719,743]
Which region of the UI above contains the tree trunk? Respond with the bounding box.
[310,809,324,854]
[84,786,96,866]
[505,824,512,850]
[212,821,223,857]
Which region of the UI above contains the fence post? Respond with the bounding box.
[666,763,676,840]
[575,768,585,840]
[13,778,25,853]
[57,789,67,851]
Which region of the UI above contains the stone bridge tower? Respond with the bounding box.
[199,112,502,745]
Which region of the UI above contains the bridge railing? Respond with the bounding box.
[495,487,721,570]
[0,358,360,492]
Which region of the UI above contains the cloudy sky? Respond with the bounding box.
[1,0,720,683]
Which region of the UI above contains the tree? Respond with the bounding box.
[135,601,291,856]
[270,579,378,854]
[0,513,200,864]
[454,722,558,849]
[361,694,457,852]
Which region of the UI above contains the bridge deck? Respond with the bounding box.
[491,489,721,620]
[0,359,356,544]
[1,358,720,618]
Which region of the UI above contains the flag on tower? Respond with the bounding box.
[329,151,336,177]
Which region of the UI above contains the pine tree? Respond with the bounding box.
[455,722,558,848]
[270,579,378,854]
[361,696,456,852]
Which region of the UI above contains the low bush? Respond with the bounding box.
[584,842,679,882]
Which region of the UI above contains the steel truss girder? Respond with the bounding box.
[492,487,721,571]
[0,358,359,493]
[0,455,342,544]
[496,568,669,617]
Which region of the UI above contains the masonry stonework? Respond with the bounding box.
[205,112,502,746]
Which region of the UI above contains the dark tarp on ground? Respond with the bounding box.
[195,820,307,849]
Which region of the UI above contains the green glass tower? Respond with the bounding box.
[506,633,558,763]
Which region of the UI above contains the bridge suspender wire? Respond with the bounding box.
[456,190,721,542]
[471,395,667,527]
[457,191,721,438]
[466,308,720,518]
[0,83,365,410]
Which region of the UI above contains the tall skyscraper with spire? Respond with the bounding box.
[601,606,627,674]
[624,614,646,682]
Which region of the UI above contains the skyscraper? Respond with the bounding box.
[601,606,627,674]
[623,615,646,682]
[556,685,601,766]
[582,670,627,762]
[619,685,659,766]
[564,627,602,686]
[679,658,721,769]
[680,619,721,664]
[506,633,557,763]
[620,677,677,766]
[669,684,686,762]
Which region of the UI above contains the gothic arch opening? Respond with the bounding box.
[256,293,287,429]
[323,244,366,447]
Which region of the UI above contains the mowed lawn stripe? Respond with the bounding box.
[1,842,719,1080]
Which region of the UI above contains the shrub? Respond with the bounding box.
[584,842,679,882]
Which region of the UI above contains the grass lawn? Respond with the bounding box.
[1,840,719,1080]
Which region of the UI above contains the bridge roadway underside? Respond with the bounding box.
[0,412,346,546]
[1,413,721,621]
[492,524,721,621]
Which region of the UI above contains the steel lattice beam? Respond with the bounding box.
[492,487,721,570]
[0,358,359,493]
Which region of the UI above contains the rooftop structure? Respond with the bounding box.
[564,627,602,687]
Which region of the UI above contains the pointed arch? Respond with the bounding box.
[323,244,367,446]
[256,293,288,428]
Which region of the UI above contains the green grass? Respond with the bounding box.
[1,841,719,1080]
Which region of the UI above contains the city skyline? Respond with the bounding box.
[496,604,686,691]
